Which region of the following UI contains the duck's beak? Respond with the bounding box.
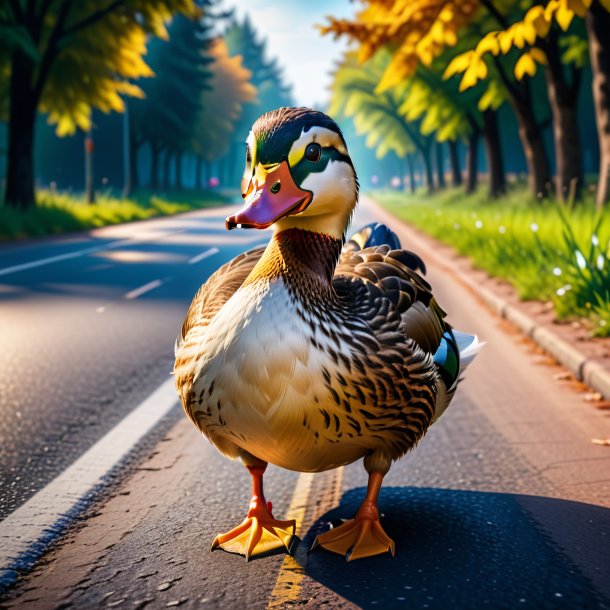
[226,160,313,230]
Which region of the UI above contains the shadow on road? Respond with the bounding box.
[303,487,610,609]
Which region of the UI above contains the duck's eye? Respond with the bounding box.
[305,143,321,163]
[246,149,252,166]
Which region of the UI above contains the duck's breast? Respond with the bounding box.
[189,279,364,471]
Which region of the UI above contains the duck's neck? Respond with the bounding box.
[245,228,342,298]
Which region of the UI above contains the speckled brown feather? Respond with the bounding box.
[175,229,448,469]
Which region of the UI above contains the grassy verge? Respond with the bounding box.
[0,189,227,242]
[372,185,610,337]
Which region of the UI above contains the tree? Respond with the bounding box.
[193,38,256,187]
[330,51,436,191]
[0,0,197,208]
[322,0,551,199]
[400,61,506,196]
[130,5,215,191]
[444,0,610,205]
[223,17,293,187]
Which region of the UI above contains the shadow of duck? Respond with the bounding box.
[295,486,609,609]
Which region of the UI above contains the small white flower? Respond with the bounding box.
[498,225,506,234]
[556,288,565,296]
[597,254,605,270]
[530,222,539,232]
[552,267,562,276]
[454,223,460,229]
[575,250,587,269]
[475,220,483,229]
[592,234,599,247]
[600,320,607,327]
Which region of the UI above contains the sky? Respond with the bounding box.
[226,0,357,109]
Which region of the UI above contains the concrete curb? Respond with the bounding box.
[365,197,610,401]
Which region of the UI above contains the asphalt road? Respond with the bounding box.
[0,204,269,518]
[2,196,610,609]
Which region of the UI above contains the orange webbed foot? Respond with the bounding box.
[211,499,296,561]
[312,516,395,561]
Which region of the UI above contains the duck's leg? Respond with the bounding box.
[211,452,296,561]
[312,452,395,561]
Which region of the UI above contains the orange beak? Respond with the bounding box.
[226,160,313,230]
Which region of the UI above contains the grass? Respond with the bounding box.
[372,185,610,337]
[0,189,227,242]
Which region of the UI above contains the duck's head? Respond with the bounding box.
[226,107,359,240]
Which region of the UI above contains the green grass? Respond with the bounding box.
[0,189,227,242]
[372,185,610,337]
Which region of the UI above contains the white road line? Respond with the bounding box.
[0,377,179,590]
[188,247,220,265]
[0,239,133,278]
[124,279,163,300]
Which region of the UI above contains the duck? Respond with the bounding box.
[174,107,480,561]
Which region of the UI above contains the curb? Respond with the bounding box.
[365,197,610,401]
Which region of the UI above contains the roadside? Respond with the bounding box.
[368,194,610,403]
[0,189,228,242]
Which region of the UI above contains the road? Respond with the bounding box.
[1,196,609,609]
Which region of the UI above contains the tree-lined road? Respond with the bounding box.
[1,198,609,608]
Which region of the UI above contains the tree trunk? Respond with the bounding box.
[510,81,552,199]
[195,156,203,189]
[541,31,583,202]
[4,51,37,209]
[129,128,139,192]
[175,152,183,190]
[435,141,446,189]
[202,159,210,188]
[150,141,160,189]
[163,150,172,191]
[422,148,434,193]
[587,0,610,209]
[84,128,95,204]
[407,154,416,193]
[465,131,479,194]
[448,140,462,186]
[482,109,506,197]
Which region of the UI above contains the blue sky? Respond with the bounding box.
[226,0,357,109]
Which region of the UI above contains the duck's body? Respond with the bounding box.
[176,228,445,473]
[175,107,480,561]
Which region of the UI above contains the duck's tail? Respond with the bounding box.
[431,329,484,423]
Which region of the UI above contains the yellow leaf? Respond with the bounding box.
[545,0,561,21]
[521,20,537,45]
[598,0,610,9]
[477,32,500,55]
[376,55,411,92]
[498,29,513,54]
[567,0,588,17]
[528,7,552,37]
[444,29,457,46]
[443,50,474,79]
[555,2,575,30]
[530,47,547,65]
[512,23,525,48]
[514,52,537,79]
[459,55,487,91]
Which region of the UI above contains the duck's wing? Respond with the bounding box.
[333,244,446,356]
[176,246,265,352]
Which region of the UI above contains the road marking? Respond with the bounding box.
[268,467,344,609]
[124,279,164,300]
[0,239,133,278]
[188,247,220,265]
[0,377,179,593]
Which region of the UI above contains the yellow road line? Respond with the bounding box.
[267,467,344,608]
